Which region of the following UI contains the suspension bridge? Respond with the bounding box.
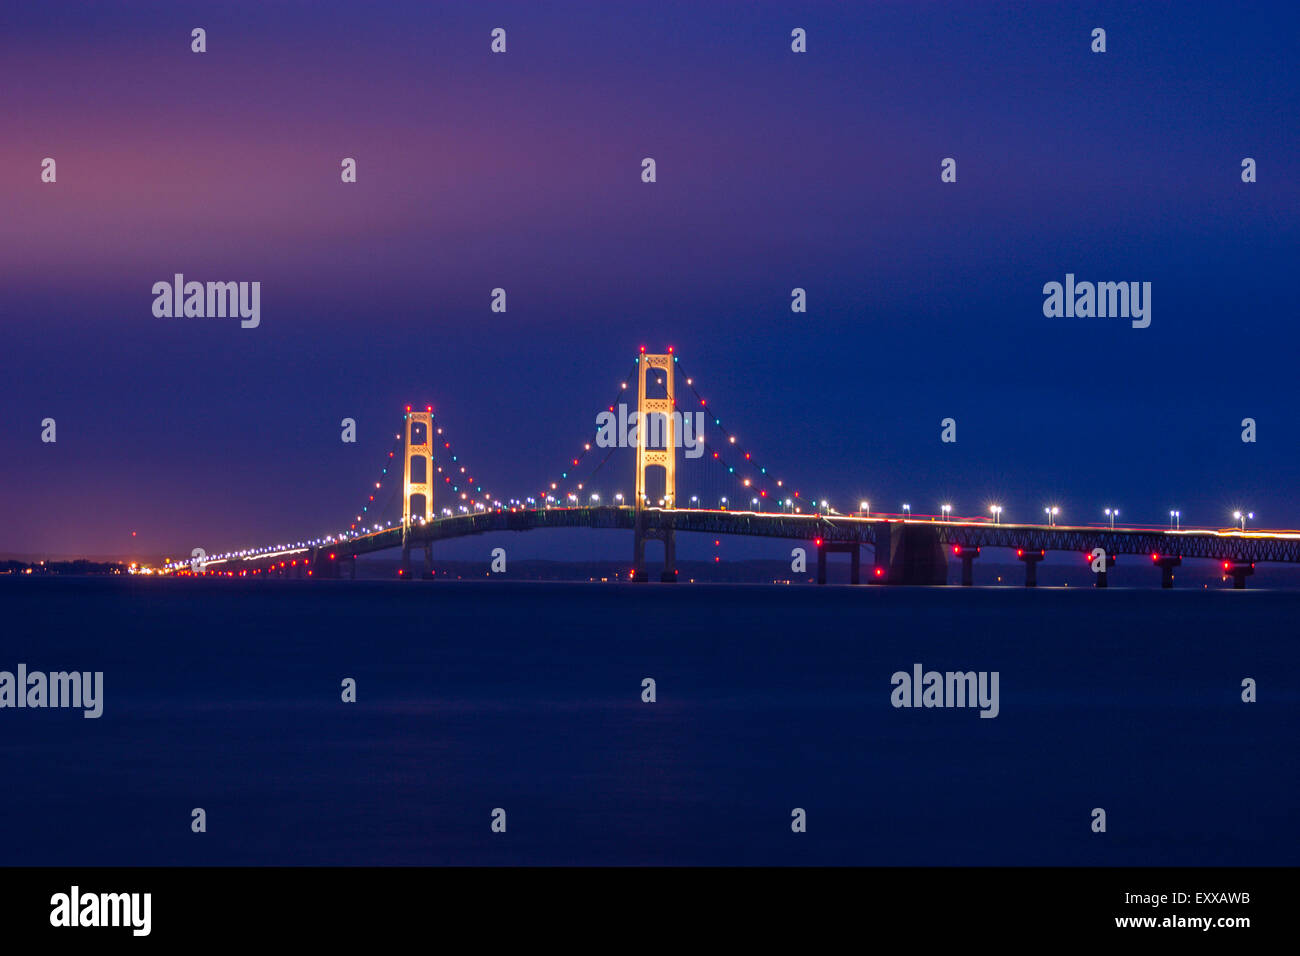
[163,350,1300,588]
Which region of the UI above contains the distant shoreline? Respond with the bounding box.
[4,556,1300,589]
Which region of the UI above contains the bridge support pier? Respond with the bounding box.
[632,512,676,583]
[816,541,861,585]
[1017,549,1045,588]
[1153,555,1181,589]
[1223,561,1254,589]
[310,550,350,579]
[873,523,947,585]
[952,545,980,587]
[1092,554,1116,588]
[399,538,434,580]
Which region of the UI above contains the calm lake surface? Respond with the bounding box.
[1,578,1295,865]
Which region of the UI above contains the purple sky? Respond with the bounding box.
[2,1,1297,559]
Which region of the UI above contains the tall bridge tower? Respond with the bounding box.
[632,352,677,582]
[402,407,434,577]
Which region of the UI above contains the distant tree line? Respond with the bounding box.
[0,560,126,575]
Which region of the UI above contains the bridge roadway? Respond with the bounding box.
[195,506,1300,586]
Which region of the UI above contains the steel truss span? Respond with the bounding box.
[201,508,1300,574]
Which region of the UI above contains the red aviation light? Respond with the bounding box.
[814,538,823,547]
[875,567,885,577]
[1016,549,1023,557]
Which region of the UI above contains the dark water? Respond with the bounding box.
[1,578,1295,866]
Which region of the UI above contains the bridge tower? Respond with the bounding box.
[402,407,434,578]
[632,352,677,582]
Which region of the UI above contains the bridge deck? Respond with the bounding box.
[193,507,1300,573]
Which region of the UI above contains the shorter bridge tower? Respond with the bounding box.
[402,407,434,578]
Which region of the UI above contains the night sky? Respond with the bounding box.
[3,1,1297,559]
